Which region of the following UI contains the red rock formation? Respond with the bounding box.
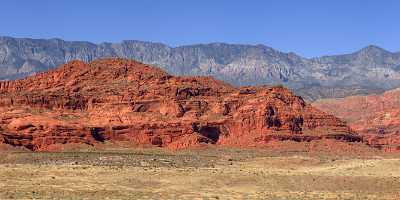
[0,58,361,151]
[313,89,400,152]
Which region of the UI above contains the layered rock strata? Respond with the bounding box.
[0,58,358,151]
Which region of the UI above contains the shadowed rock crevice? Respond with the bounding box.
[90,127,106,142]
[265,106,281,129]
[288,116,304,133]
[198,126,221,144]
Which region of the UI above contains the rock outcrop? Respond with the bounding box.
[313,89,400,152]
[0,58,361,151]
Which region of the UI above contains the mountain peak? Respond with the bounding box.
[357,45,390,54]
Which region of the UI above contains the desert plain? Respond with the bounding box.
[1,144,399,200]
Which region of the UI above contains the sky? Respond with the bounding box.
[0,0,399,58]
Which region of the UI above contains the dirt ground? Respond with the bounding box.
[0,147,400,200]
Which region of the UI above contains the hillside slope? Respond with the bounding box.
[0,58,361,151]
[314,89,400,151]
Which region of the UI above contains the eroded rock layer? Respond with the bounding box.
[0,58,358,151]
[314,89,400,152]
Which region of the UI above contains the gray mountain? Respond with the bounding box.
[1,36,400,101]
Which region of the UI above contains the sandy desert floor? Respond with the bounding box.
[0,147,400,200]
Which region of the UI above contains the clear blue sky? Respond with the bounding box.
[0,0,399,57]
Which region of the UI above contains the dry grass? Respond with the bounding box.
[0,148,399,199]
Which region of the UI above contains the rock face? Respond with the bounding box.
[0,58,361,151]
[313,89,400,152]
[1,36,400,101]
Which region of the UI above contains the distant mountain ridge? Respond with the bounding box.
[1,36,400,100]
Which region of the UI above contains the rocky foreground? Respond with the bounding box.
[0,58,378,151]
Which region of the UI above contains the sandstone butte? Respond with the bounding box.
[0,58,372,152]
[314,89,400,152]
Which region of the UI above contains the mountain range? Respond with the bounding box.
[1,36,400,101]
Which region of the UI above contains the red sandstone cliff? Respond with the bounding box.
[0,58,360,151]
[313,89,400,152]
